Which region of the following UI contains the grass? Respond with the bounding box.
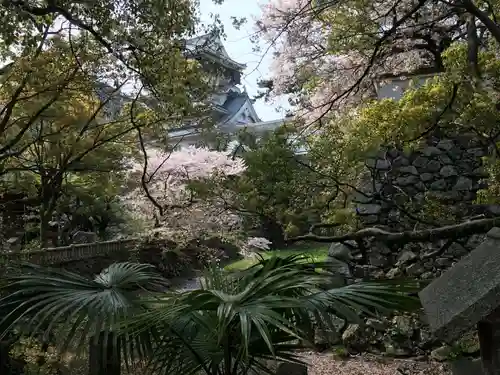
[224,243,329,271]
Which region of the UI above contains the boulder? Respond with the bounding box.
[342,324,367,350]
[72,231,98,244]
[430,345,452,361]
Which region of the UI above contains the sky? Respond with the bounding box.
[198,0,289,121]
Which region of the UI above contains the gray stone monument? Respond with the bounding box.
[419,227,500,375]
[275,362,307,375]
[327,242,353,287]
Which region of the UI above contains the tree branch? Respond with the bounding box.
[457,0,500,44]
[288,216,500,244]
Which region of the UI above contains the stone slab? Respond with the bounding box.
[449,358,484,375]
[419,227,500,342]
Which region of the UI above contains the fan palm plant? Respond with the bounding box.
[0,255,421,375]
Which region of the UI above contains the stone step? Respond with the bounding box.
[449,358,483,375]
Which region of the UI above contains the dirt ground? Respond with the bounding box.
[300,351,451,375]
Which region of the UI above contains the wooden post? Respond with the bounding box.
[89,332,121,375]
[0,340,10,374]
[478,308,500,375]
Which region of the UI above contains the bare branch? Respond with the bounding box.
[288,216,500,244]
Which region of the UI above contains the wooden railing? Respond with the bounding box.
[0,238,139,265]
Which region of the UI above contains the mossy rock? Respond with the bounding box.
[331,345,350,359]
[454,331,480,355]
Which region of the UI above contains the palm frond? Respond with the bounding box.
[0,262,165,359]
[0,256,423,375]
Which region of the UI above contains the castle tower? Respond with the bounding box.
[168,33,265,148]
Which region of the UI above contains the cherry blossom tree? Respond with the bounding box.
[247,0,500,250]
[256,0,496,125]
[122,146,246,240]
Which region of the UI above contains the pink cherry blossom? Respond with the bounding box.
[256,0,446,124]
[122,146,246,240]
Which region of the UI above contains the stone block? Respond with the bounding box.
[419,227,500,342]
[430,179,447,191]
[422,146,442,157]
[395,176,420,186]
[386,268,402,279]
[420,172,434,182]
[392,156,410,167]
[414,181,426,192]
[352,191,373,203]
[366,158,390,170]
[366,318,388,331]
[467,147,485,157]
[426,160,442,172]
[436,139,454,151]
[449,358,484,375]
[327,243,352,286]
[413,156,428,168]
[396,250,417,265]
[453,176,473,191]
[356,204,382,215]
[399,165,419,175]
[276,362,308,375]
[430,345,452,361]
[368,253,388,267]
[440,165,458,177]
[328,242,352,260]
[439,155,453,165]
[375,159,391,170]
[405,263,424,276]
[72,231,98,244]
[393,316,413,336]
[361,215,379,224]
[472,166,488,178]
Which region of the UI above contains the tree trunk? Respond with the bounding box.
[0,341,10,374]
[260,216,285,249]
[89,332,121,375]
[38,173,62,248]
[478,309,500,375]
[39,206,51,248]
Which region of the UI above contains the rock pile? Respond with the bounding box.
[323,240,482,359]
[314,132,497,360]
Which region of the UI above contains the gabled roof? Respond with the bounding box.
[186,33,246,72]
[218,90,261,126]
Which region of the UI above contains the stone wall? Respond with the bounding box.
[0,238,137,264]
[0,236,241,279]
[354,131,490,227]
[327,239,482,359]
[0,239,136,277]
[268,125,494,366]
[324,131,493,360]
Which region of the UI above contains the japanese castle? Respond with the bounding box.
[167,32,286,149]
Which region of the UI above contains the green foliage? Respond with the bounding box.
[224,244,329,271]
[476,155,500,205]
[405,193,458,226]
[237,131,320,230]
[9,337,61,375]
[197,128,329,242]
[0,259,421,375]
[331,345,349,359]
[0,0,215,245]
[303,41,500,224]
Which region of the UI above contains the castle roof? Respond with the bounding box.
[185,33,246,72]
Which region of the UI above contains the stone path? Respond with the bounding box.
[300,352,450,375]
[169,276,201,291]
